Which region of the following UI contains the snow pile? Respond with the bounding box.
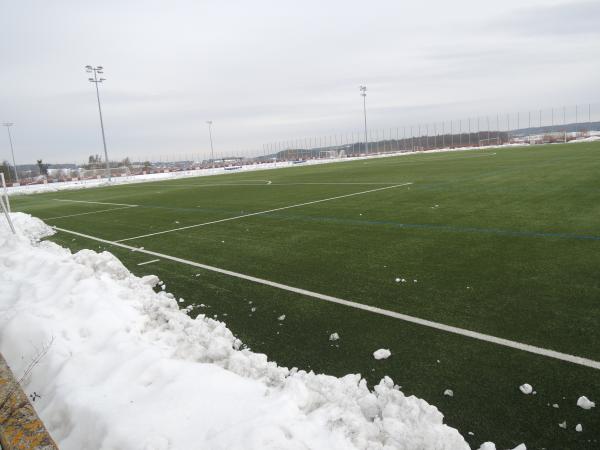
[0,213,473,450]
[573,135,600,143]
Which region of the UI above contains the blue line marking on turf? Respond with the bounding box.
[258,213,600,242]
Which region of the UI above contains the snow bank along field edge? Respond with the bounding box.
[0,213,524,449]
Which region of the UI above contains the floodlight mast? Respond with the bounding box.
[85,65,111,181]
[206,121,214,167]
[360,86,368,155]
[2,123,18,183]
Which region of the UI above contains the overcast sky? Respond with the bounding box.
[1,0,599,163]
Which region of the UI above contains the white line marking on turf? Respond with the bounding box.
[269,182,407,186]
[51,225,600,371]
[137,259,160,266]
[53,199,139,207]
[114,183,412,243]
[44,205,137,220]
[141,182,407,188]
[406,152,497,163]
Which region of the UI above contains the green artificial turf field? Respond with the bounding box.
[11,142,600,449]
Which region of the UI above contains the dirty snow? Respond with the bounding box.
[0,212,480,450]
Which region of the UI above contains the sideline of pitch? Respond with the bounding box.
[51,224,600,371]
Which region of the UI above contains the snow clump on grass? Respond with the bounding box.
[519,384,533,394]
[373,349,391,360]
[577,395,595,409]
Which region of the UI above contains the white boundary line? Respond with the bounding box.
[53,199,139,207]
[137,258,160,266]
[268,182,406,185]
[51,225,600,371]
[115,183,412,243]
[146,182,407,188]
[44,205,137,220]
[152,183,274,188]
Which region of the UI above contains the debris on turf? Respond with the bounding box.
[278,314,286,321]
[575,424,582,432]
[558,421,567,429]
[444,389,454,397]
[329,332,340,341]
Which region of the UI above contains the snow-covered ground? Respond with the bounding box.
[0,212,516,449]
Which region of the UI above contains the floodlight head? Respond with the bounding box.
[88,78,94,81]
[2,122,14,127]
[85,65,92,70]
[97,66,103,70]
[99,78,106,82]
[206,120,213,125]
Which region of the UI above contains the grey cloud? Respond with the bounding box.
[492,1,600,36]
[1,0,599,163]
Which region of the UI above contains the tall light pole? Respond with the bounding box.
[2,123,18,183]
[206,121,214,166]
[359,85,368,155]
[85,65,111,181]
